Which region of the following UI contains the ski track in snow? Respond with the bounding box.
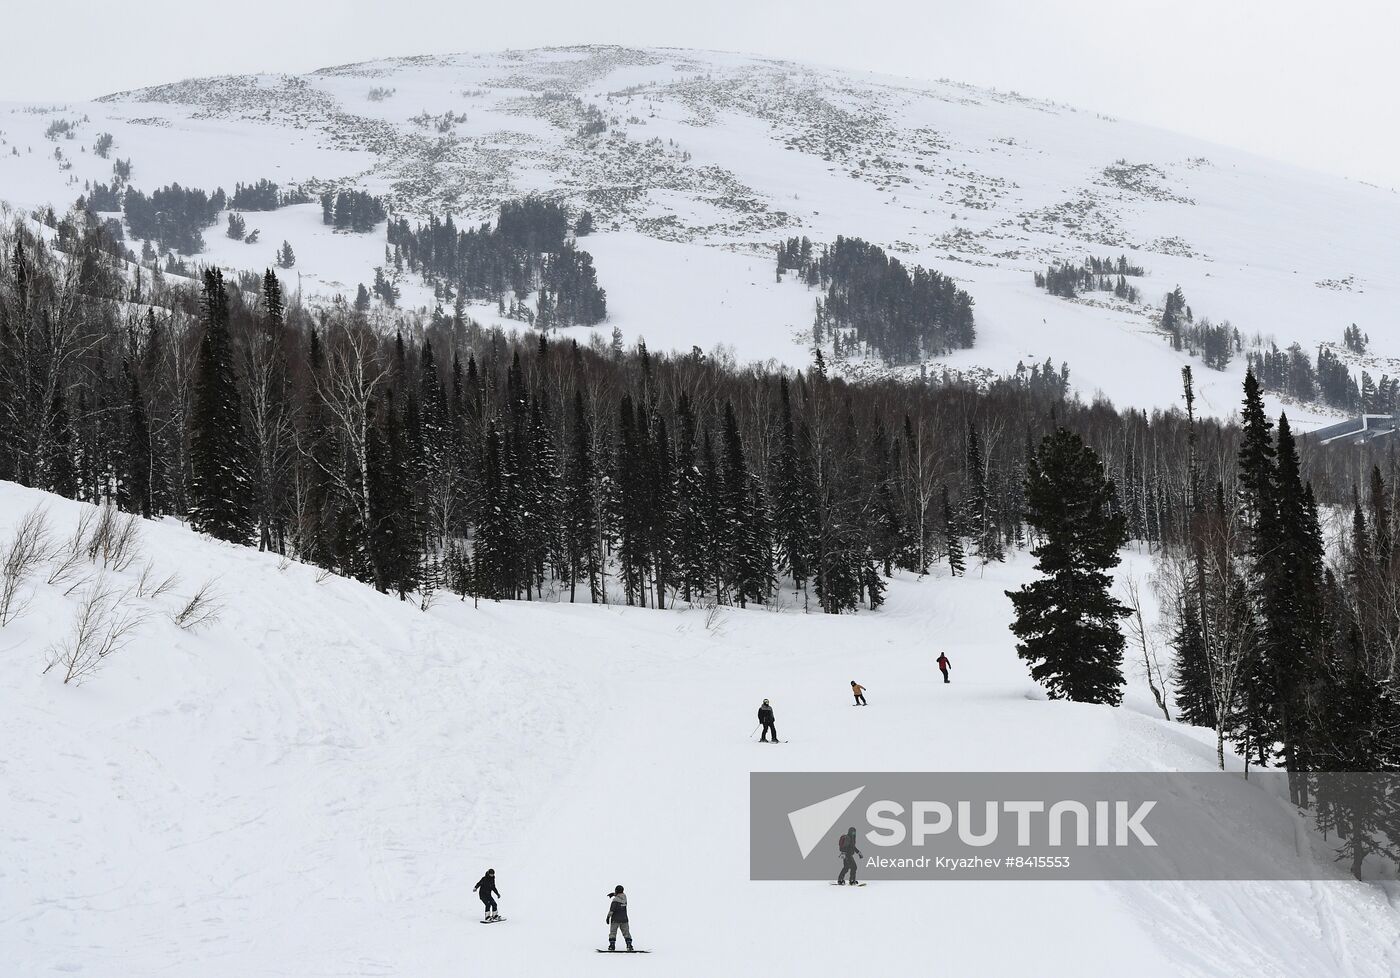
[2,483,1399,976]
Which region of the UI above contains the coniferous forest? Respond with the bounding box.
[777,235,976,364]
[388,198,607,329]
[4,211,1400,862]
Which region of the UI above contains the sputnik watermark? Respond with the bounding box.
[864,799,1157,847]
[751,772,1400,881]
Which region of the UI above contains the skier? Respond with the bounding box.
[605,885,633,952]
[758,698,778,742]
[851,680,867,706]
[836,827,863,884]
[474,868,500,921]
[937,652,952,684]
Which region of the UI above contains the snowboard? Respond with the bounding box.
[756,740,787,744]
[831,882,867,886]
[597,948,650,953]
[480,917,507,924]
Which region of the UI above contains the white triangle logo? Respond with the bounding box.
[787,786,864,859]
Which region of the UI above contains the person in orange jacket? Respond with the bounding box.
[851,681,866,706]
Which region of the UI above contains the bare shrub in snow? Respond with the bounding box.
[86,505,142,571]
[172,579,223,632]
[46,509,95,588]
[134,560,180,600]
[703,600,726,634]
[1,507,52,626]
[44,576,147,684]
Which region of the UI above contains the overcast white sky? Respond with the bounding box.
[5,0,1397,187]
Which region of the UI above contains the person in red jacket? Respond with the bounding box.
[937,652,952,684]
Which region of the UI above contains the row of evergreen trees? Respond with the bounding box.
[3,215,1396,617]
[123,183,224,255]
[1246,342,1369,413]
[320,190,387,232]
[999,363,1400,874]
[386,198,607,327]
[776,235,976,365]
[1159,285,1238,370]
[1033,256,1142,302]
[231,179,312,211]
[1161,369,1400,875]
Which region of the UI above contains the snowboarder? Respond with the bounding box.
[937,652,952,684]
[758,699,778,742]
[605,885,633,951]
[474,868,500,920]
[851,681,867,706]
[837,827,863,884]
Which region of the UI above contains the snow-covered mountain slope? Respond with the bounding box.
[3,482,1399,977]
[2,45,1397,424]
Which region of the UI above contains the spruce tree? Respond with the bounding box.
[120,363,152,518]
[1007,427,1129,704]
[564,388,601,602]
[720,400,769,607]
[189,270,253,543]
[942,485,965,577]
[366,391,419,598]
[772,377,814,590]
[966,423,1002,562]
[1170,591,1215,726]
[673,392,710,603]
[475,424,512,600]
[1255,414,1325,788]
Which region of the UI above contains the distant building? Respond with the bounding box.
[1308,414,1398,445]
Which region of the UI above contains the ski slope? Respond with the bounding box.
[3,482,1399,977]
[2,46,1398,426]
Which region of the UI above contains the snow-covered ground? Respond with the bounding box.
[3,482,1398,977]
[2,46,1397,427]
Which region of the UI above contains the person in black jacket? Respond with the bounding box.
[837,828,863,885]
[606,885,633,951]
[757,699,778,742]
[474,868,500,920]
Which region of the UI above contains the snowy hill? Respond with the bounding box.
[3,483,1400,977]
[2,45,1398,424]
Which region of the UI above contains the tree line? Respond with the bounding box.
[1155,368,1400,874]
[1246,341,1394,415]
[1,215,1394,621]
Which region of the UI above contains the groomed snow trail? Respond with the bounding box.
[2,483,1397,977]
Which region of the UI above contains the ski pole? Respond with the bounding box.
[751,724,761,738]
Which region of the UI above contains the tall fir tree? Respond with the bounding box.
[1170,590,1215,727]
[772,376,815,590]
[1007,427,1129,704]
[119,362,152,518]
[942,485,965,577]
[189,269,253,543]
[1254,414,1325,791]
